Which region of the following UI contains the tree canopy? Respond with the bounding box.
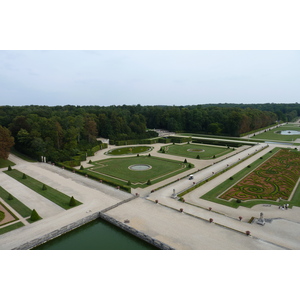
[0,125,14,159]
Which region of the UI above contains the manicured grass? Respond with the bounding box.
[106,146,152,155]
[4,169,82,210]
[159,143,233,160]
[251,124,300,142]
[201,148,284,208]
[0,158,15,168]
[0,221,24,235]
[0,211,4,222]
[86,156,192,188]
[0,186,32,218]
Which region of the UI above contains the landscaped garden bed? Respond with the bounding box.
[220,149,300,201]
[85,156,193,188]
[159,143,233,160]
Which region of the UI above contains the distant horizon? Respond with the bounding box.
[1,50,299,107]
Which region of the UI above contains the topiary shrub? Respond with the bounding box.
[127,180,131,186]
[22,173,27,179]
[147,179,151,185]
[80,165,84,170]
[196,155,200,159]
[188,163,192,168]
[236,199,241,203]
[7,165,12,171]
[30,209,41,222]
[42,184,47,191]
[229,177,234,180]
[184,159,187,163]
[247,165,251,168]
[8,193,13,200]
[69,196,76,207]
[137,154,139,157]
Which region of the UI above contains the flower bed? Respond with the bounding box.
[220,149,300,201]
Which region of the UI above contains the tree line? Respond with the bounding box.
[0,103,299,162]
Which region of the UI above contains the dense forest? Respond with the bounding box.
[0,103,299,162]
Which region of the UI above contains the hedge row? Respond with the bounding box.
[192,138,244,148]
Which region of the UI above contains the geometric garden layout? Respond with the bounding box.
[220,149,300,201]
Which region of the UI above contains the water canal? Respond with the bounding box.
[33,218,158,250]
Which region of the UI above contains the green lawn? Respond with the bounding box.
[4,169,82,210]
[0,158,15,168]
[106,146,152,155]
[159,143,233,160]
[86,156,192,188]
[251,124,300,142]
[0,186,32,217]
[0,221,24,235]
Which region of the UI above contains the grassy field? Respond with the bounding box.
[0,186,32,218]
[159,143,233,160]
[251,124,300,142]
[4,169,82,210]
[106,146,152,155]
[0,158,15,168]
[86,156,192,188]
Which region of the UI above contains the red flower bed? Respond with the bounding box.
[220,150,300,201]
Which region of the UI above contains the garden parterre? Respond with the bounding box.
[220,149,300,201]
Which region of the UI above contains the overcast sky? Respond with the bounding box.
[1,50,299,107]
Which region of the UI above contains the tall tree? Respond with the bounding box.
[0,126,15,159]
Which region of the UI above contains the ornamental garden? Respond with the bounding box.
[159,143,233,159]
[85,155,193,188]
[203,148,300,208]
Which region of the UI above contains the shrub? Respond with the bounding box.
[42,184,47,191]
[7,165,12,171]
[89,160,92,163]
[30,209,41,222]
[229,177,234,180]
[147,179,152,185]
[236,199,241,203]
[69,196,76,207]
[184,159,187,163]
[22,173,27,179]
[247,165,251,168]
[8,193,13,200]
[137,154,139,157]
[148,153,151,157]
[80,165,84,170]
[196,155,200,159]
[127,180,131,186]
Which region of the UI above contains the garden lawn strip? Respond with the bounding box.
[0,186,32,218]
[0,222,24,235]
[4,169,81,210]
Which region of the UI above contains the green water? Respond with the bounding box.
[33,218,158,250]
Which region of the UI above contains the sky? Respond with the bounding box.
[1,50,299,107]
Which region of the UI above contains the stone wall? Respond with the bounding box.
[13,212,174,250]
[13,212,100,250]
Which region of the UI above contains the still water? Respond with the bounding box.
[33,218,158,250]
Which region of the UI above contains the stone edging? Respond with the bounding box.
[13,212,174,250]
